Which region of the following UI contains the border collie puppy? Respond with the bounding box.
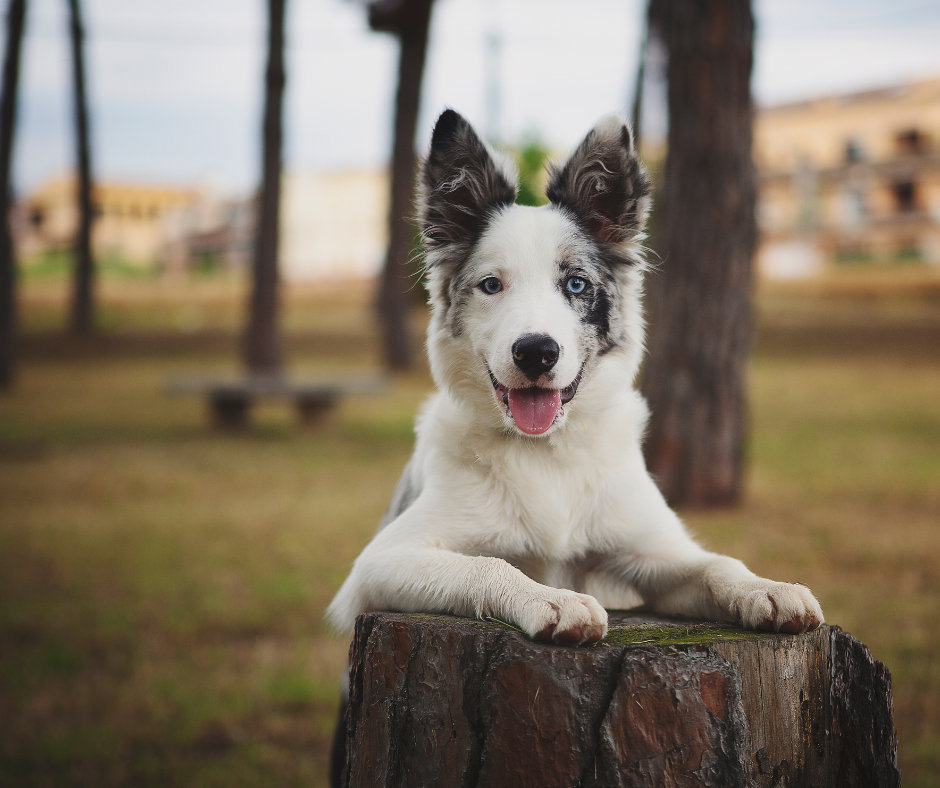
[328,109,823,648]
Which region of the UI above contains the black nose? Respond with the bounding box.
[512,334,560,381]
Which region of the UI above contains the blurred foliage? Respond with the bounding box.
[20,250,162,282]
[513,132,551,207]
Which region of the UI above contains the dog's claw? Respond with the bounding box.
[554,625,584,645]
[534,623,555,642]
[778,617,805,634]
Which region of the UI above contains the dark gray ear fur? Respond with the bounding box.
[419,109,518,265]
[546,116,651,247]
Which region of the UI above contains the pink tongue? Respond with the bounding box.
[507,388,561,435]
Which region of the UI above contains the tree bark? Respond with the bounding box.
[0,0,26,390]
[640,0,758,508]
[371,0,434,371]
[244,0,286,374]
[340,611,898,788]
[67,0,94,335]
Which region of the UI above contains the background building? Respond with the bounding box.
[279,170,388,281]
[15,176,199,267]
[160,194,256,277]
[755,75,940,278]
[19,76,940,286]
[15,170,389,282]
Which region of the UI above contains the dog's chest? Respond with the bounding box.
[467,441,601,560]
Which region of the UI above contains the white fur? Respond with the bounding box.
[328,117,823,645]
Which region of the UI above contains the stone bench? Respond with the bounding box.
[166,373,387,427]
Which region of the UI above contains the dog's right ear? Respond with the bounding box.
[419,110,518,262]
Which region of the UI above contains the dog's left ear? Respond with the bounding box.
[546,116,651,246]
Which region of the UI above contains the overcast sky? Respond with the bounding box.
[11,0,940,195]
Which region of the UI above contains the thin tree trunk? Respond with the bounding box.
[244,0,285,373]
[67,0,94,334]
[374,0,433,371]
[629,11,647,151]
[0,0,26,389]
[641,0,757,508]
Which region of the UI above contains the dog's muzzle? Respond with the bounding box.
[488,367,583,435]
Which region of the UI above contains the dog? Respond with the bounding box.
[328,108,823,648]
[327,115,823,779]
[327,106,824,784]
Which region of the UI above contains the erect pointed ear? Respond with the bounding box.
[546,115,651,246]
[419,109,518,261]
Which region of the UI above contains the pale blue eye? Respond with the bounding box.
[566,277,587,295]
[480,277,503,294]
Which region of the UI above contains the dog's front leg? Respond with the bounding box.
[328,512,607,645]
[601,472,824,633]
[625,550,824,633]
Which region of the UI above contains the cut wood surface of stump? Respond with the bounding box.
[341,611,898,788]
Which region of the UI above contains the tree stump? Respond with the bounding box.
[340,611,898,788]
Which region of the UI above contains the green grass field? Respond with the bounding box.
[1,271,939,786]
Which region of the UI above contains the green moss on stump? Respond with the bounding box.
[599,622,768,648]
[394,612,774,648]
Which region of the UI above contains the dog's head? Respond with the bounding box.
[419,109,651,438]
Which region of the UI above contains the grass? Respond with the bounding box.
[20,250,165,283]
[2,269,939,785]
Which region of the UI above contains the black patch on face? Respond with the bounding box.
[586,285,613,347]
[564,275,617,353]
[558,239,624,353]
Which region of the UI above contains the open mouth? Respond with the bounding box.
[487,367,583,435]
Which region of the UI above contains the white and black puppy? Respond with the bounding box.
[328,109,823,648]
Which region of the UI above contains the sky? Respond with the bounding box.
[11,0,940,196]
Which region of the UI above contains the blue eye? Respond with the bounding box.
[480,277,503,294]
[566,277,587,295]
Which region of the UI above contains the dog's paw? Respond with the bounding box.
[734,581,824,634]
[517,591,608,646]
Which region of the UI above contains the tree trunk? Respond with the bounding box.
[371,0,434,371]
[244,0,286,374]
[0,0,26,390]
[640,0,757,508]
[67,0,94,334]
[629,12,647,151]
[339,611,898,788]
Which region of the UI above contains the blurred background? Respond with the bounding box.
[1,0,938,785]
